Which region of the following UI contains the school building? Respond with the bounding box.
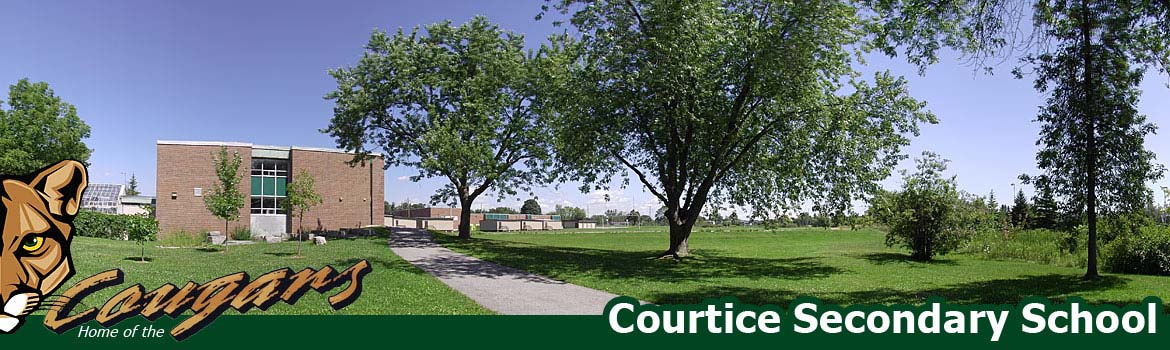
[156,140,384,237]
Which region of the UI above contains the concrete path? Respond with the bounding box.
[388,228,622,315]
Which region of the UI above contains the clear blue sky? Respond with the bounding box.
[2,0,1168,216]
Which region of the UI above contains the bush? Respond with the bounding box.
[1103,225,1170,275]
[881,152,971,261]
[74,210,158,241]
[159,230,209,247]
[232,227,253,240]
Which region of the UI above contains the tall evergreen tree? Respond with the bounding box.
[1017,0,1169,279]
[125,174,140,196]
[1010,189,1030,228]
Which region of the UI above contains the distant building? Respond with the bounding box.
[120,195,155,216]
[392,207,484,227]
[80,183,124,214]
[80,183,156,216]
[562,220,597,229]
[156,140,384,237]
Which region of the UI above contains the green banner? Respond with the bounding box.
[7,299,1170,349]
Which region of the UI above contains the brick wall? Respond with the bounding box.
[156,144,252,235]
[391,207,484,226]
[291,149,383,231]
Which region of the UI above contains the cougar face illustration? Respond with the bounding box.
[0,160,87,333]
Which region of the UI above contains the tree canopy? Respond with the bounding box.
[320,17,556,241]
[540,0,990,257]
[0,79,92,175]
[521,199,542,214]
[325,16,556,239]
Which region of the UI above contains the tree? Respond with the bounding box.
[627,210,642,225]
[126,214,157,263]
[203,146,246,252]
[884,152,969,261]
[521,199,542,215]
[0,79,92,175]
[325,16,554,239]
[1010,189,1030,228]
[125,174,140,196]
[541,0,986,258]
[553,205,588,221]
[728,212,741,226]
[284,170,324,258]
[1014,0,1169,279]
[1031,179,1061,230]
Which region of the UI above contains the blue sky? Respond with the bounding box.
[2,1,1168,216]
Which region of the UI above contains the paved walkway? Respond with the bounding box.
[388,228,622,315]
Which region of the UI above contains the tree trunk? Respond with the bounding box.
[297,216,303,257]
[1080,0,1099,280]
[665,223,692,258]
[458,199,473,239]
[223,220,230,253]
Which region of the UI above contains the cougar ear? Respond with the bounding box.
[29,160,88,218]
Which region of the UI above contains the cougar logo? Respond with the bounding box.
[0,160,88,333]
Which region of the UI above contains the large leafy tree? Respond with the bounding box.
[0,79,92,175]
[553,205,588,220]
[1016,0,1169,279]
[521,199,542,214]
[542,0,990,257]
[325,16,554,239]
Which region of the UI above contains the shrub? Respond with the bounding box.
[881,152,971,261]
[159,230,209,247]
[232,226,253,240]
[1103,225,1170,275]
[74,210,158,241]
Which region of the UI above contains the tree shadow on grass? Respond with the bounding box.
[264,252,296,257]
[195,247,221,253]
[331,257,432,276]
[645,274,1132,306]
[431,234,845,283]
[854,253,958,267]
[122,257,154,262]
[838,274,1129,305]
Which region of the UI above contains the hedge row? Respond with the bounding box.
[73,209,158,242]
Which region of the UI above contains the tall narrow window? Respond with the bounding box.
[250,158,289,214]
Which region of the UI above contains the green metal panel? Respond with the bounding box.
[551,215,561,221]
[485,213,508,220]
[263,177,276,196]
[276,177,287,196]
[251,176,262,196]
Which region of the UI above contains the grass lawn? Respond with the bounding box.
[435,227,1170,306]
[57,235,491,315]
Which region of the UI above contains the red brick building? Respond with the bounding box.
[157,140,384,237]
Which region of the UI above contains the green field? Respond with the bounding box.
[58,235,491,315]
[436,227,1170,306]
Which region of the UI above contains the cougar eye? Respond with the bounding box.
[21,235,44,252]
